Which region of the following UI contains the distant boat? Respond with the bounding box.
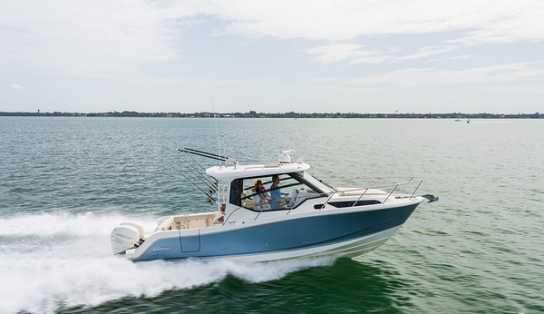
[110,149,438,262]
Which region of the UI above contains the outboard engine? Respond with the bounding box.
[110,222,144,255]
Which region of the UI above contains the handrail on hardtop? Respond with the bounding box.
[319,178,424,210]
[333,178,420,193]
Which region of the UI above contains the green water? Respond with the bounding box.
[1,117,543,314]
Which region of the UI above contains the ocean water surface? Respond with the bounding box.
[0,117,542,314]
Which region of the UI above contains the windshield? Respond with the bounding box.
[295,172,335,193]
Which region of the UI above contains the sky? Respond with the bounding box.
[1,0,543,114]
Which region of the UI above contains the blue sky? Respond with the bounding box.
[1,0,543,114]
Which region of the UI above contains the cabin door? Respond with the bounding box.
[180,230,201,252]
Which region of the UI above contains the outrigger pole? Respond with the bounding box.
[178,147,238,166]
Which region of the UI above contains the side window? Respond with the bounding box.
[229,179,242,206]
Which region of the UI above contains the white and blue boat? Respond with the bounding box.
[110,149,437,262]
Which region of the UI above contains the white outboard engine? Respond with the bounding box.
[110,222,144,255]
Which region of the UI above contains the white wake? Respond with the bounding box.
[0,212,335,314]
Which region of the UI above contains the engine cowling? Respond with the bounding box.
[110,224,142,255]
[120,222,144,239]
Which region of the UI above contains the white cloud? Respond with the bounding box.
[198,1,461,40]
[397,46,457,61]
[0,0,180,79]
[349,63,544,87]
[1,0,543,114]
[449,55,473,61]
[305,44,459,65]
[11,84,27,89]
[304,43,392,64]
[304,77,341,85]
[305,85,384,97]
[2,0,543,81]
[449,1,544,44]
[187,0,544,45]
[487,85,544,94]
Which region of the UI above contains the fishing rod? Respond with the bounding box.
[180,147,228,160]
[165,147,215,205]
[176,169,216,204]
[183,152,218,191]
[179,148,226,162]
[178,148,227,191]
[179,156,217,194]
[185,150,211,172]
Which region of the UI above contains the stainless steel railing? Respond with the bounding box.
[318,177,425,210]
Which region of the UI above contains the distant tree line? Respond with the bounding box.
[1,110,542,119]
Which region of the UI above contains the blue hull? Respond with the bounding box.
[134,204,418,262]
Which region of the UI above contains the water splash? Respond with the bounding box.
[0,213,336,314]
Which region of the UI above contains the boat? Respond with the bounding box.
[110,148,438,262]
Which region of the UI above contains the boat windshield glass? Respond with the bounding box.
[231,171,331,211]
[294,172,335,194]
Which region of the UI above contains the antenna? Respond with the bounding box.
[210,92,223,166]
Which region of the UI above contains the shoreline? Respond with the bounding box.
[1,111,542,119]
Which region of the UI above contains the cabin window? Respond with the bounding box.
[229,179,242,206]
[232,172,329,211]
